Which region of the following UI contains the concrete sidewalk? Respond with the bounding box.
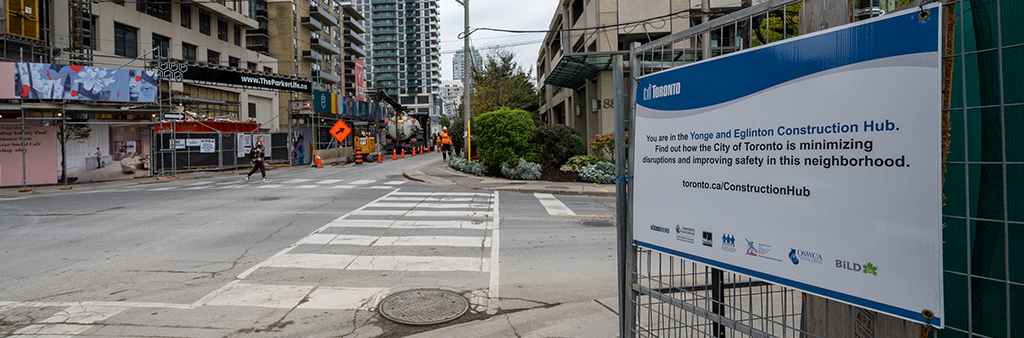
[403,157,616,197]
[408,298,620,338]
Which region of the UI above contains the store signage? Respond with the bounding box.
[182,66,310,92]
[632,6,943,326]
[0,63,158,103]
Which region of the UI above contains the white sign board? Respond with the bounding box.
[632,7,943,327]
[186,139,201,147]
[199,139,216,153]
[172,139,185,149]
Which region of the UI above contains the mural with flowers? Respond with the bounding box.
[3,63,158,102]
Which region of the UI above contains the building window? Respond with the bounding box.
[234,27,241,46]
[263,66,272,73]
[199,10,211,35]
[182,43,197,61]
[137,0,171,22]
[207,50,220,64]
[152,34,170,58]
[217,19,228,41]
[113,23,138,58]
[228,56,239,67]
[248,102,257,118]
[247,62,257,70]
[180,4,192,28]
[111,0,124,5]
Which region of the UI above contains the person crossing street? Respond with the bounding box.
[440,127,452,161]
[246,136,268,181]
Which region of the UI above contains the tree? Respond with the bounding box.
[470,48,540,118]
[57,121,91,183]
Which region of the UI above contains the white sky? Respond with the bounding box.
[437,0,558,81]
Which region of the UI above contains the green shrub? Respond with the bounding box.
[500,158,542,180]
[474,107,536,167]
[448,156,488,176]
[463,161,489,176]
[579,162,615,184]
[532,124,586,168]
[564,155,604,172]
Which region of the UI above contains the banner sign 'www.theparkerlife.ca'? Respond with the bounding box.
[632,5,943,327]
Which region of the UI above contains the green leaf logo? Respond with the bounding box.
[863,262,878,276]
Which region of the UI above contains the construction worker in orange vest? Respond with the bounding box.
[440,127,452,161]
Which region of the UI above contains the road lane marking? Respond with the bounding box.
[368,202,491,209]
[317,179,342,184]
[262,253,489,272]
[350,179,376,185]
[535,193,575,215]
[488,191,501,314]
[297,287,390,310]
[384,181,405,185]
[282,179,312,184]
[203,283,314,308]
[352,210,491,217]
[332,185,355,189]
[256,184,283,188]
[295,185,319,189]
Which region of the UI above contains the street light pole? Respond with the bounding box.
[456,0,470,159]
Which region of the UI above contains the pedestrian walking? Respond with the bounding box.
[95,147,104,168]
[246,136,268,181]
[440,127,452,161]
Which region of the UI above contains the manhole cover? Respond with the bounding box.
[255,196,283,202]
[379,289,468,325]
[580,220,615,227]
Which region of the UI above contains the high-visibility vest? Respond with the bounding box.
[440,131,452,145]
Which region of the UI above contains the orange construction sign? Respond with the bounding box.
[329,120,351,143]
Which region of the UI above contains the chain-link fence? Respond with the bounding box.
[621,1,967,337]
[151,131,289,175]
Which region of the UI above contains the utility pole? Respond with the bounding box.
[455,0,470,159]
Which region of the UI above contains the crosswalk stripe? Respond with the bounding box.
[332,185,355,189]
[382,197,479,202]
[184,182,211,186]
[368,202,491,209]
[200,283,388,310]
[325,220,489,230]
[352,210,491,217]
[148,187,175,191]
[535,193,575,215]
[257,184,283,188]
[384,181,405,185]
[282,179,311,184]
[295,185,319,189]
[317,179,342,184]
[299,234,490,247]
[391,192,491,197]
[369,186,392,189]
[263,253,489,272]
[350,180,376,185]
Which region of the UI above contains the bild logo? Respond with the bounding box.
[702,231,713,247]
[836,260,879,276]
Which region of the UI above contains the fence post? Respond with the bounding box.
[614,53,636,338]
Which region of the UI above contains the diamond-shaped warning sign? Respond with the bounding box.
[329,120,351,143]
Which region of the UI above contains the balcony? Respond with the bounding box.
[302,49,323,61]
[376,74,398,81]
[344,14,366,34]
[372,36,397,43]
[314,70,341,84]
[378,81,399,88]
[370,0,395,4]
[373,4,396,11]
[371,28,397,35]
[345,43,366,58]
[309,5,339,27]
[375,59,398,66]
[310,37,341,55]
[246,27,269,37]
[301,17,322,31]
[372,20,396,28]
[375,66,398,73]
[370,12,396,20]
[344,29,367,45]
[255,8,268,18]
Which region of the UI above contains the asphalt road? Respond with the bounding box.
[0,154,616,338]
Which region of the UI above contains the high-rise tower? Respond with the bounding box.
[368,0,441,116]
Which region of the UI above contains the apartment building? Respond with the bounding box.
[369,0,441,118]
[451,46,481,83]
[439,79,462,118]
[536,0,739,148]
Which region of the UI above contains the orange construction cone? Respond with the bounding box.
[401,148,405,158]
[378,152,383,163]
[315,154,323,168]
[393,150,397,160]
[411,147,416,156]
